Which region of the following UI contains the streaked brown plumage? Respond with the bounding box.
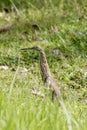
[21,46,60,99]
[21,46,72,130]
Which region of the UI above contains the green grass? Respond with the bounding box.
[0,0,87,130]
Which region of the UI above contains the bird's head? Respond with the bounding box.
[21,46,43,52]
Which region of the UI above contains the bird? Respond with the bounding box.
[21,46,73,130]
[21,46,60,100]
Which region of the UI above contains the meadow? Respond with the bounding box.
[0,0,87,130]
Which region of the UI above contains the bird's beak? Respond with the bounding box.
[20,47,33,50]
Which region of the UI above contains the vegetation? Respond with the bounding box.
[0,0,87,130]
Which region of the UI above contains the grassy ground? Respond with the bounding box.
[0,1,87,130]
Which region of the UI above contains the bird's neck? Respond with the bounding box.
[40,51,48,65]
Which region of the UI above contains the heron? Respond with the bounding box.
[21,46,60,100]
